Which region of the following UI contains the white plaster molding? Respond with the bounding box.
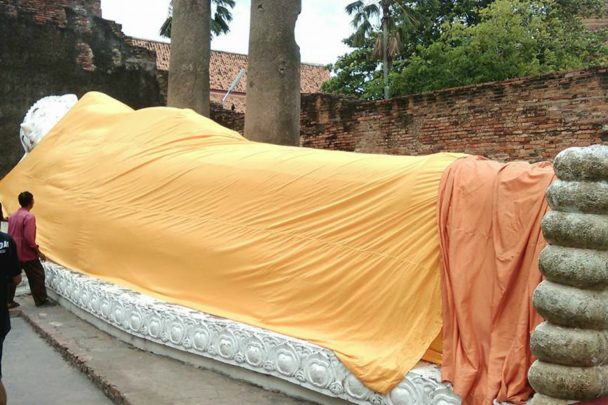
[44,262,461,405]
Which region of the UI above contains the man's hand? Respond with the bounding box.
[12,274,22,286]
[39,251,46,261]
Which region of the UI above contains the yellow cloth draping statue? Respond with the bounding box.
[0,92,460,393]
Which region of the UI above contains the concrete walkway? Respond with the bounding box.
[7,297,311,405]
[4,317,112,405]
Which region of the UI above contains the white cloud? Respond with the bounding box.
[100,0,353,64]
[297,0,353,65]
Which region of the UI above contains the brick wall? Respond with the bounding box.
[301,68,608,162]
[2,0,101,24]
[211,102,244,134]
[0,0,163,177]
[210,91,246,113]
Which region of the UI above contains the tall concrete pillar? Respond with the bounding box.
[245,0,301,146]
[529,145,608,404]
[167,0,211,117]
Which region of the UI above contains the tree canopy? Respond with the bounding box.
[322,0,608,98]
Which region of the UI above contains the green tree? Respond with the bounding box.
[325,0,496,100]
[393,0,608,95]
[345,0,415,99]
[324,0,606,99]
[160,0,235,38]
[321,46,379,98]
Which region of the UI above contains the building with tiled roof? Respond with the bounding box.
[129,38,330,112]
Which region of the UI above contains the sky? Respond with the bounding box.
[100,0,356,65]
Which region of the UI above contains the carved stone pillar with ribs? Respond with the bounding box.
[529,145,608,404]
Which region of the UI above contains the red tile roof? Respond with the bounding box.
[128,38,329,94]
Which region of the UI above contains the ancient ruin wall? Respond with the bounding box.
[301,68,608,162]
[0,0,163,177]
[211,102,244,134]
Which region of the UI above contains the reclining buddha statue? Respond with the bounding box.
[1,92,605,405]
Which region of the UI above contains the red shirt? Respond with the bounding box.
[8,208,39,262]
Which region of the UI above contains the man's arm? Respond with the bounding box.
[23,215,44,260]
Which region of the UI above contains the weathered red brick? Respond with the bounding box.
[300,67,608,162]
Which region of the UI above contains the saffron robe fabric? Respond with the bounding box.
[0,92,462,394]
[438,156,555,404]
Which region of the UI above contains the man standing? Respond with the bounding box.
[0,231,22,405]
[7,192,51,307]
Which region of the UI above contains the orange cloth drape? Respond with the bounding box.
[0,92,463,394]
[438,156,555,404]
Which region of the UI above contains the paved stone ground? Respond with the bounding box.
[7,296,312,405]
[4,317,112,405]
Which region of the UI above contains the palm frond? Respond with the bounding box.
[387,33,400,57]
[372,35,383,59]
[351,12,366,28]
[211,0,234,37]
[161,0,234,38]
[345,1,365,15]
[216,5,232,19]
[351,20,374,47]
[363,3,380,18]
[160,16,172,37]
[212,14,230,36]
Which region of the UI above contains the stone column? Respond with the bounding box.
[167,0,211,117]
[529,145,608,404]
[245,0,301,146]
